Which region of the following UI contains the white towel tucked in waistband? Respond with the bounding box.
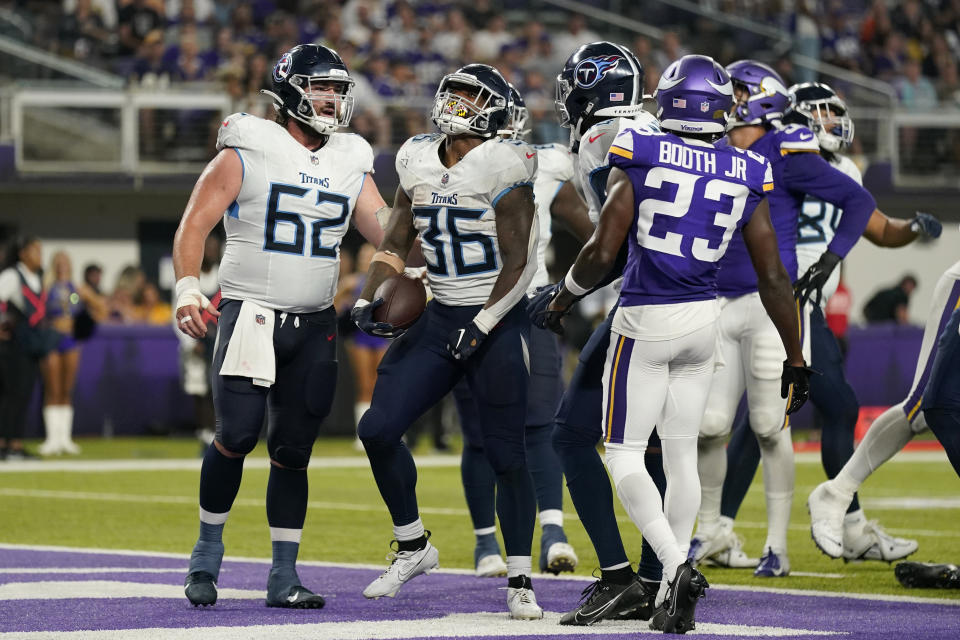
[219,300,276,387]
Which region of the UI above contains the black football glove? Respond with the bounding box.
[446,321,487,361]
[910,211,942,238]
[781,361,817,414]
[528,283,579,335]
[351,298,400,338]
[794,250,841,307]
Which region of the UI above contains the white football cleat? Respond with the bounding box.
[843,521,918,562]
[807,481,848,558]
[476,554,507,578]
[507,584,543,620]
[545,541,578,574]
[363,541,439,599]
[690,518,757,568]
[37,439,61,456]
[754,547,790,578]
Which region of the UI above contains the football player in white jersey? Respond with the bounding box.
[350,64,543,619]
[173,44,389,609]
[527,41,667,625]
[453,85,593,578]
[704,83,940,566]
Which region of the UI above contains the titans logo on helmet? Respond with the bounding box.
[574,55,621,89]
[273,53,292,83]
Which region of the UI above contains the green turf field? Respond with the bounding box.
[1,436,957,599]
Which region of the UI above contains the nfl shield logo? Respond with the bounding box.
[700,101,710,112]
[441,173,449,185]
[255,314,266,326]
[310,155,319,165]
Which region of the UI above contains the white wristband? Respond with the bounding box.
[563,269,591,297]
[473,308,497,335]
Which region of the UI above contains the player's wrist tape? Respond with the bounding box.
[354,298,370,310]
[563,269,591,297]
[375,205,392,229]
[174,276,210,311]
[473,308,496,335]
[371,250,405,273]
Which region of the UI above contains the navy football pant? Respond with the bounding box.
[721,305,861,520]
[456,325,565,532]
[922,307,960,477]
[359,301,536,557]
[201,300,338,527]
[552,304,666,579]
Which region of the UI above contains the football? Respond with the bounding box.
[372,273,427,330]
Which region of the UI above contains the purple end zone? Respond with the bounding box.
[0,547,958,639]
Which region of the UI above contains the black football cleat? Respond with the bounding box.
[649,562,709,634]
[559,574,654,625]
[184,571,218,607]
[266,585,326,609]
[895,562,960,589]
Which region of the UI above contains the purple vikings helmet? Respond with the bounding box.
[726,59,790,127]
[655,55,732,136]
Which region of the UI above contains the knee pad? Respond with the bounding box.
[751,409,787,440]
[357,407,398,447]
[483,434,526,474]
[603,445,647,487]
[269,443,312,469]
[215,432,258,457]
[699,409,732,439]
[305,361,337,419]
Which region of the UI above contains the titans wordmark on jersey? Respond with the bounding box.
[396,133,538,306]
[573,111,661,224]
[796,154,862,305]
[215,113,373,313]
[529,142,574,290]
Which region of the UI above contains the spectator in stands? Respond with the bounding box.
[109,265,146,324]
[473,15,514,63]
[0,237,59,460]
[130,29,173,87]
[117,0,164,57]
[38,251,93,456]
[863,274,918,325]
[432,8,469,61]
[136,281,173,325]
[551,14,600,68]
[463,0,499,31]
[59,0,111,62]
[873,31,907,80]
[409,28,447,88]
[385,1,419,54]
[653,30,690,72]
[169,31,208,82]
[896,58,938,108]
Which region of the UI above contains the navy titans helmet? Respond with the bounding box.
[555,41,646,135]
[783,82,854,153]
[431,64,512,138]
[261,44,355,136]
[501,84,529,139]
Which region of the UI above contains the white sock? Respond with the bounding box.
[393,518,425,542]
[199,507,230,525]
[474,526,496,537]
[62,405,75,442]
[758,428,794,554]
[696,435,727,533]
[269,527,303,543]
[354,402,371,427]
[41,406,58,449]
[539,509,563,528]
[837,403,914,493]
[506,556,532,579]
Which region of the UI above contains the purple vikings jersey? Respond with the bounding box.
[607,127,773,306]
[716,124,876,297]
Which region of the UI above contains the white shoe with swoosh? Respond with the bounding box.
[363,540,439,599]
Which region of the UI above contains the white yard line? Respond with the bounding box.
[1,543,959,606]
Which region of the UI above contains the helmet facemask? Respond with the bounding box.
[287,74,355,136]
[432,75,507,137]
[801,100,854,152]
[501,103,530,139]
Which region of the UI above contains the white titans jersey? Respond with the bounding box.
[795,154,862,306]
[215,113,373,313]
[574,111,661,224]
[397,133,538,306]
[530,142,574,289]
